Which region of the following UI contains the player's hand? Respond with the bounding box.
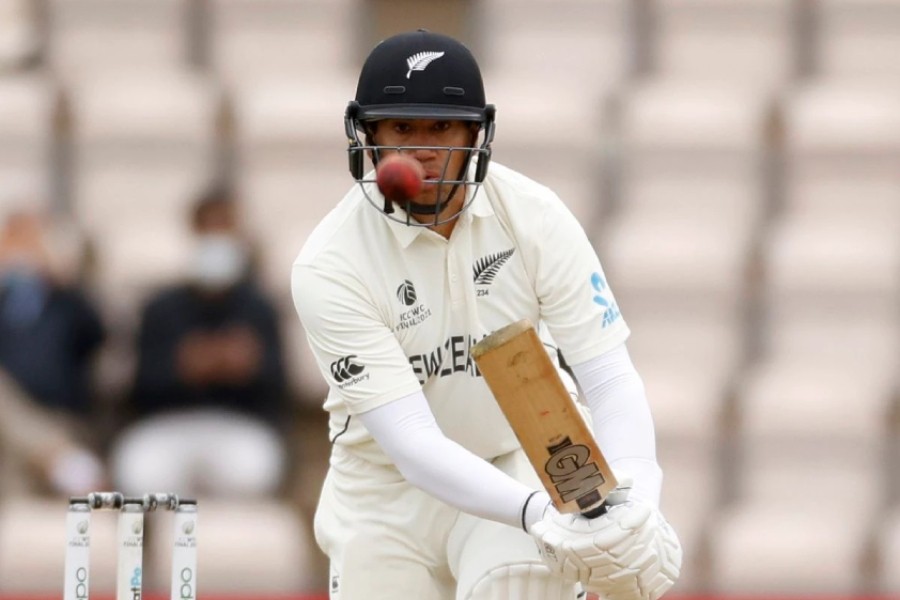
[527,477,634,581]
[527,479,631,582]
[529,495,681,600]
[578,501,681,600]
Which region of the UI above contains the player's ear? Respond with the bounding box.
[468,121,480,142]
[364,122,378,143]
[364,123,380,167]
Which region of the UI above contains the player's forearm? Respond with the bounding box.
[358,391,543,530]
[570,344,663,507]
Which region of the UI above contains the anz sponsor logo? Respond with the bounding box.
[408,334,484,385]
[330,355,369,389]
[591,272,621,328]
[395,279,432,330]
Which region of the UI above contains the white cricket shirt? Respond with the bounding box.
[292,162,630,465]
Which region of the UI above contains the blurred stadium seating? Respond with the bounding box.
[0,0,897,596]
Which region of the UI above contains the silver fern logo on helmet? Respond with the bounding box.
[406,51,445,78]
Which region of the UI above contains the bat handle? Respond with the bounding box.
[581,504,609,519]
[580,480,632,519]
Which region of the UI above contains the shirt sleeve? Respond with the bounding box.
[569,343,663,507]
[532,198,630,365]
[291,263,422,414]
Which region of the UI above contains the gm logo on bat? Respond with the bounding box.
[545,437,606,511]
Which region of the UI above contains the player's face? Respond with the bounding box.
[372,119,475,206]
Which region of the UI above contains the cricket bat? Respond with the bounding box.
[471,319,618,516]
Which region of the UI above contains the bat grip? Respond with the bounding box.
[579,480,631,519]
[581,503,609,519]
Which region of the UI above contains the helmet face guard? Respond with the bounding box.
[346,30,496,227]
[345,102,496,227]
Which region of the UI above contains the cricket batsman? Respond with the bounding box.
[292,30,682,599]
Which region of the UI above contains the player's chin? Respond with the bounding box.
[414,185,444,205]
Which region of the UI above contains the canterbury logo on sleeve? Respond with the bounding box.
[331,355,366,383]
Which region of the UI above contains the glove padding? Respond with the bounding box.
[529,499,682,600]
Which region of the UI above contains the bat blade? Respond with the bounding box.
[472,320,617,515]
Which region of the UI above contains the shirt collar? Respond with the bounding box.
[384,206,428,248]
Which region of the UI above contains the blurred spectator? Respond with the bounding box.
[0,369,106,495]
[0,0,39,72]
[0,207,107,495]
[110,186,289,498]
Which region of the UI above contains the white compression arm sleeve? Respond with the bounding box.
[570,344,663,507]
[358,391,549,530]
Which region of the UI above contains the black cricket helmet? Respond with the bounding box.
[345,29,496,226]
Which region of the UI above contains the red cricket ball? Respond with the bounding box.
[376,154,425,202]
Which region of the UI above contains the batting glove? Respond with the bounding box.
[528,486,681,600]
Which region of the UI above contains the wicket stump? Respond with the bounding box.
[64,492,198,600]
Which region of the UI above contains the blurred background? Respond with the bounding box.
[0,0,898,597]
